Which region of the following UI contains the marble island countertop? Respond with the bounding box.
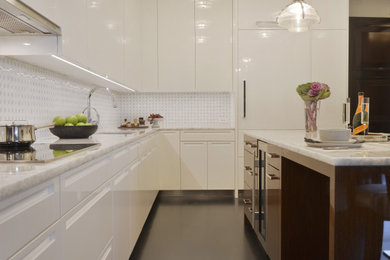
[244,130,390,166]
[0,129,157,201]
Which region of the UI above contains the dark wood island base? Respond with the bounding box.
[281,155,389,260]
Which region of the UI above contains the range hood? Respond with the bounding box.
[0,0,61,55]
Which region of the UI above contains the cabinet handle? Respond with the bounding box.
[243,80,246,118]
[266,153,280,159]
[243,199,251,204]
[66,185,111,229]
[245,142,257,148]
[266,173,280,180]
[0,184,55,225]
[24,231,56,259]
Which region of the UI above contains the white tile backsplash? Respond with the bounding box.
[0,57,121,139]
[0,57,234,137]
[120,92,234,128]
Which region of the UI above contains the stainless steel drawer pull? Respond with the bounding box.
[245,142,257,148]
[243,199,251,204]
[245,166,252,171]
[267,153,280,159]
[266,173,280,180]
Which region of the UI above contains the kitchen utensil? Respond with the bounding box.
[49,125,98,139]
[319,129,351,142]
[0,121,53,147]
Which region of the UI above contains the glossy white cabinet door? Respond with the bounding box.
[238,0,286,29]
[61,183,113,260]
[124,0,142,90]
[238,30,311,130]
[180,142,208,189]
[158,0,195,91]
[207,142,235,189]
[112,166,132,260]
[87,0,125,83]
[195,0,233,91]
[159,131,181,190]
[0,178,60,260]
[22,0,89,66]
[9,224,61,260]
[140,0,159,91]
[308,0,348,29]
[311,30,348,129]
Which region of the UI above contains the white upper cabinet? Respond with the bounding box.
[158,0,195,92]
[86,0,125,83]
[238,0,348,30]
[22,0,88,66]
[307,0,348,29]
[195,0,232,92]
[238,30,311,130]
[140,0,159,91]
[238,0,286,29]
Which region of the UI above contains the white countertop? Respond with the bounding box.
[244,130,390,167]
[0,129,157,201]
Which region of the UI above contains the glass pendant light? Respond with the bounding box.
[276,0,320,32]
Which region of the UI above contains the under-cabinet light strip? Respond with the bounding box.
[51,55,135,92]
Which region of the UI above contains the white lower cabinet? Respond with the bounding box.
[181,142,208,189]
[112,166,133,260]
[158,131,181,190]
[61,182,113,260]
[180,130,235,190]
[0,178,60,260]
[9,224,61,260]
[208,142,235,189]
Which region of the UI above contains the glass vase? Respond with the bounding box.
[304,100,320,139]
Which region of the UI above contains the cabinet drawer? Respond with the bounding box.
[180,130,234,141]
[266,144,281,170]
[9,223,61,260]
[0,178,60,260]
[61,183,112,260]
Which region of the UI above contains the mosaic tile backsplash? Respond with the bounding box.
[120,93,234,128]
[0,57,121,139]
[0,57,234,140]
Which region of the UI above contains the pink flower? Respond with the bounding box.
[322,83,330,91]
[308,82,322,97]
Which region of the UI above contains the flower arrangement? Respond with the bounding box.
[296,82,331,138]
[296,82,331,101]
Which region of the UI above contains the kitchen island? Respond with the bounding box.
[244,130,390,260]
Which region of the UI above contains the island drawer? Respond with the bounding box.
[266,144,281,170]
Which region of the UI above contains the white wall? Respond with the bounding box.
[350,0,390,18]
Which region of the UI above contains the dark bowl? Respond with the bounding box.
[49,125,98,139]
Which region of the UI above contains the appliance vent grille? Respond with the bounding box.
[0,9,40,33]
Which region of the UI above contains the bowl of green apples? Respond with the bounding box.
[50,113,98,139]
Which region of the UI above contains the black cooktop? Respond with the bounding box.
[0,142,100,163]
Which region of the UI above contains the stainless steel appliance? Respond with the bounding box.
[243,135,281,259]
[0,0,61,55]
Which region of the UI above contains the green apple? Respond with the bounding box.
[66,115,78,125]
[53,116,66,126]
[85,123,93,126]
[76,122,85,126]
[76,113,87,123]
[53,150,68,157]
[64,123,74,126]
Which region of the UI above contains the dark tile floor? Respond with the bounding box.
[130,192,268,260]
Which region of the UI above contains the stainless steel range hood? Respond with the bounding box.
[0,0,61,55]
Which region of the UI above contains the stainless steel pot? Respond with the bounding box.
[0,121,52,147]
